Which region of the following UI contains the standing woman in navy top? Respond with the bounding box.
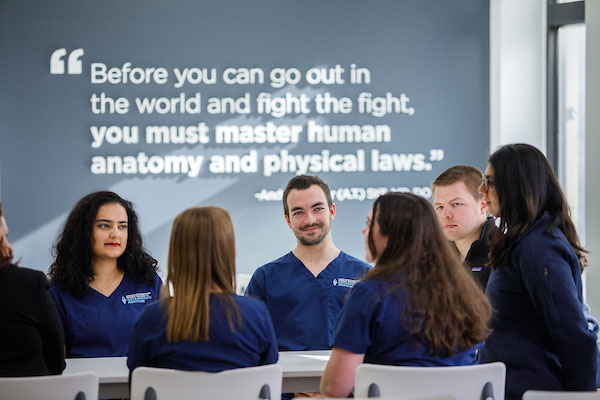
[321,192,491,398]
[477,144,596,399]
[127,207,278,373]
[49,191,161,357]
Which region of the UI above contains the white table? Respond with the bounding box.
[64,350,330,399]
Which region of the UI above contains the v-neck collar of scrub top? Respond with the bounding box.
[289,250,343,281]
[88,272,127,299]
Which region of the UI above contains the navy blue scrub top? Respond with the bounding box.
[127,294,278,372]
[50,272,162,357]
[333,279,479,366]
[245,251,370,351]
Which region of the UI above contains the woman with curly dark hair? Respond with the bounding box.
[49,191,161,357]
[477,144,596,399]
[321,192,491,398]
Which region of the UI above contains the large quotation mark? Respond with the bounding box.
[429,149,444,162]
[50,48,84,75]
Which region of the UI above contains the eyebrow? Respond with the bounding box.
[290,201,325,212]
[433,197,466,205]
[96,219,128,223]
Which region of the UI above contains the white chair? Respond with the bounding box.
[305,396,455,400]
[130,364,282,400]
[355,362,506,399]
[0,371,99,400]
[237,273,253,295]
[523,390,600,399]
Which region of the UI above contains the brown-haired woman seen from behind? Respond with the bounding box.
[321,192,491,398]
[478,143,596,399]
[127,207,278,373]
[0,201,66,376]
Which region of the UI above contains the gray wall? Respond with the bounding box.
[0,0,490,277]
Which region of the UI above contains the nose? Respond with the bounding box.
[305,211,317,225]
[477,182,486,196]
[441,207,452,219]
[1,236,13,258]
[361,226,367,236]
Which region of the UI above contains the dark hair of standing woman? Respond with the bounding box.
[364,192,491,355]
[165,207,241,342]
[487,143,586,270]
[49,191,157,297]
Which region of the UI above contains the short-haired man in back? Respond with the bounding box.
[432,165,496,289]
[245,175,370,351]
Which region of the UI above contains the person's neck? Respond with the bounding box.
[293,236,340,277]
[92,258,121,279]
[90,259,124,296]
[454,220,486,261]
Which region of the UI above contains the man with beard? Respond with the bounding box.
[246,175,370,352]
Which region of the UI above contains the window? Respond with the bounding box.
[547,0,586,288]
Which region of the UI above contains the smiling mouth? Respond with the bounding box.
[301,224,322,232]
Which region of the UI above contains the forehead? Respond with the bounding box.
[484,164,494,176]
[433,181,477,203]
[286,185,328,209]
[95,202,128,220]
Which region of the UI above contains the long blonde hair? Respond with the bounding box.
[166,207,241,342]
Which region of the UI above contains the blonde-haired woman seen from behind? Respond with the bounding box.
[321,192,491,398]
[127,207,278,373]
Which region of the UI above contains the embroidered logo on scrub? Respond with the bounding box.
[332,278,358,288]
[121,291,152,305]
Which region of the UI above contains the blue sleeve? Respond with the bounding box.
[331,282,377,354]
[37,274,66,375]
[245,268,266,302]
[257,302,279,365]
[126,304,157,372]
[583,302,600,335]
[514,236,597,391]
[48,285,71,352]
[153,273,163,300]
[583,302,600,388]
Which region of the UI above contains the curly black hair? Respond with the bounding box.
[49,191,158,297]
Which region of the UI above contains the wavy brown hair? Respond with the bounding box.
[166,207,241,343]
[49,191,157,297]
[487,143,587,271]
[365,192,491,355]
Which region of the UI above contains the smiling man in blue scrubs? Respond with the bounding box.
[245,175,370,352]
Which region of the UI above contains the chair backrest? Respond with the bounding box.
[354,362,506,399]
[523,390,600,399]
[130,364,283,400]
[311,396,456,400]
[0,371,99,400]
